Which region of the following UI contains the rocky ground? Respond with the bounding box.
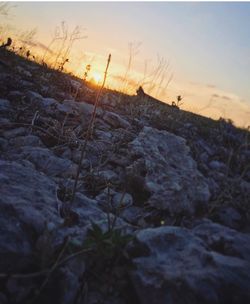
[0,50,250,304]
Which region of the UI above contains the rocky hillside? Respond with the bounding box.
[0,50,250,304]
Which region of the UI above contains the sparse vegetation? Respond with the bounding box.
[70,53,111,204]
[0,9,250,303]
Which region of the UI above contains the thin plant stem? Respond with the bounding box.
[70,54,111,204]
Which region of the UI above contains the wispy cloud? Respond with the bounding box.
[111,74,138,88]
[176,81,250,127]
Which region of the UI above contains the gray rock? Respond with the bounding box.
[20,146,78,178]
[96,169,119,184]
[0,160,60,272]
[240,179,250,194]
[40,97,57,107]
[0,137,8,152]
[95,129,113,141]
[26,91,58,113]
[101,93,119,107]
[19,79,34,89]
[9,135,44,148]
[71,149,90,168]
[16,66,32,77]
[96,189,133,211]
[61,147,72,159]
[196,139,214,156]
[70,79,82,91]
[103,111,131,129]
[207,177,220,197]
[213,206,243,230]
[7,90,23,103]
[3,127,28,139]
[130,222,250,304]
[54,258,86,304]
[78,101,97,116]
[193,220,250,260]
[0,205,32,273]
[74,192,106,221]
[56,100,79,115]
[209,170,226,182]
[0,99,11,112]
[209,160,227,172]
[113,192,133,208]
[199,151,209,163]
[95,118,113,132]
[108,154,131,168]
[57,99,101,118]
[0,117,10,125]
[15,159,36,170]
[26,90,43,104]
[120,206,142,225]
[127,127,210,215]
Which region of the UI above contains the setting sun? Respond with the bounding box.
[92,71,102,84]
[0,2,250,127]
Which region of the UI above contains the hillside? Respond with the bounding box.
[0,49,250,304]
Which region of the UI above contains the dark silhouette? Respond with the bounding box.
[136,86,145,97]
[0,37,12,49]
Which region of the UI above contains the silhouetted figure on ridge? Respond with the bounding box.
[136,86,146,97]
[0,37,12,49]
[0,38,12,69]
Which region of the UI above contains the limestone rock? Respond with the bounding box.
[19,146,78,178]
[0,98,11,112]
[130,222,250,304]
[0,160,60,271]
[103,111,131,129]
[127,126,210,215]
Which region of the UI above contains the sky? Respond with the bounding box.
[2,1,250,127]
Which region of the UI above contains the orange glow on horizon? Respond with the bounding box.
[91,71,102,84]
[4,31,249,128]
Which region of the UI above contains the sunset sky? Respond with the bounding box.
[2,1,250,127]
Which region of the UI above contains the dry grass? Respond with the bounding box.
[70,54,111,204]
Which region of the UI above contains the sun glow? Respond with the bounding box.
[92,71,102,84]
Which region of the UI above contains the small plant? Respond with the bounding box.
[81,221,134,301]
[83,63,91,81]
[85,222,133,261]
[0,36,12,49]
[58,57,69,71]
[172,95,183,109]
